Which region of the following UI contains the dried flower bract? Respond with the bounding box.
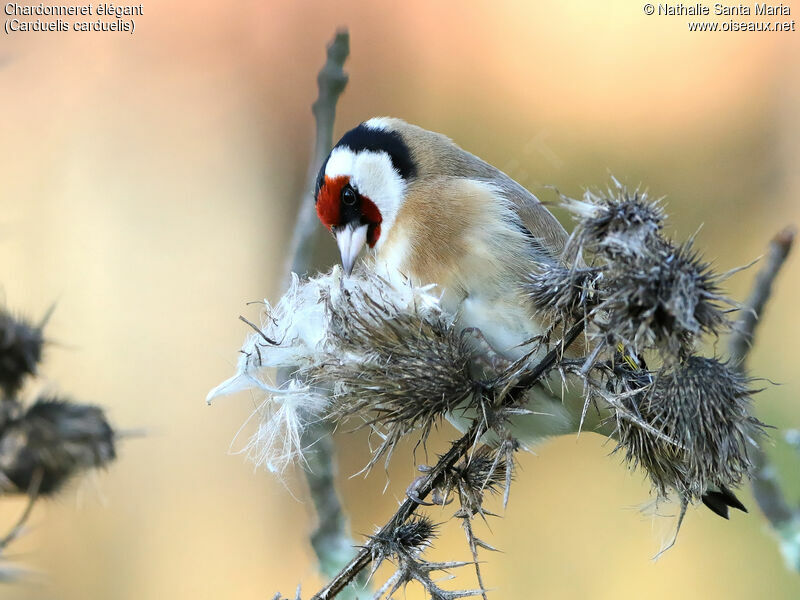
[0,398,116,494]
[614,356,761,503]
[208,266,473,473]
[0,309,44,400]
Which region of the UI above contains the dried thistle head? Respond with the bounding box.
[456,448,508,498]
[526,264,601,322]
[369,516,479,600]
[563,183,665,258]
[594,240,733,359]
[316,283,476,466]
[0,397,116,494]
[208,267,474,472]
[558,183,734,360]
[370,515,439,563]
[433,446,510,512]
[614,356,761,503]
[0,309,45,399]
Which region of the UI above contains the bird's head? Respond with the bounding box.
[315,118,417,275]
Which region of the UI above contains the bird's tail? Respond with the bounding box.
[701,486,748,519]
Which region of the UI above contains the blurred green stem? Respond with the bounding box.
[284,30,349,281]
[728,226,800,572]
[277,30,367,597]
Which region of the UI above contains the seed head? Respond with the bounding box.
[593,240,733,359]
[208,267,473,472]
[0,397,116,494]
[0,310,44,399]
[614,356,761,502]
[563,183,665,258]
[526,264,601,322]
[317,282,476,467]
[370,516,439,561]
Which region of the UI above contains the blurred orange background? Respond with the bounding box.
[1,1,799,598]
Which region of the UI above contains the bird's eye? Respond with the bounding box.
[341,185,358,206]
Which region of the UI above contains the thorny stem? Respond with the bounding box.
[312,429,475,600]
[727,226,799,569]
[277,30,360,587]
[311,322,585,599]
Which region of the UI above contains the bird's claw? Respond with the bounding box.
[406,476,435,505]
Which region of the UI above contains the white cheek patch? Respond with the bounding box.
[325,148,406,251]
[352,152,405,250]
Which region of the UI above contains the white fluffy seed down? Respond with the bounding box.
[206,265,443,473]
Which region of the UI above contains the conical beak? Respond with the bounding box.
[335,224,368,276]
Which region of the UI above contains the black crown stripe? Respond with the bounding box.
[315,123,417,201]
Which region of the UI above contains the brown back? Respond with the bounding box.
[385,118,569,265]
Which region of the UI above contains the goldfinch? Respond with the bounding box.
[314,117,746,518]
[315,117,594,448]
[315,117,568,362]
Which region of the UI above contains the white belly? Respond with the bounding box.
[371,251,588,444]
[457,294,545,361]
